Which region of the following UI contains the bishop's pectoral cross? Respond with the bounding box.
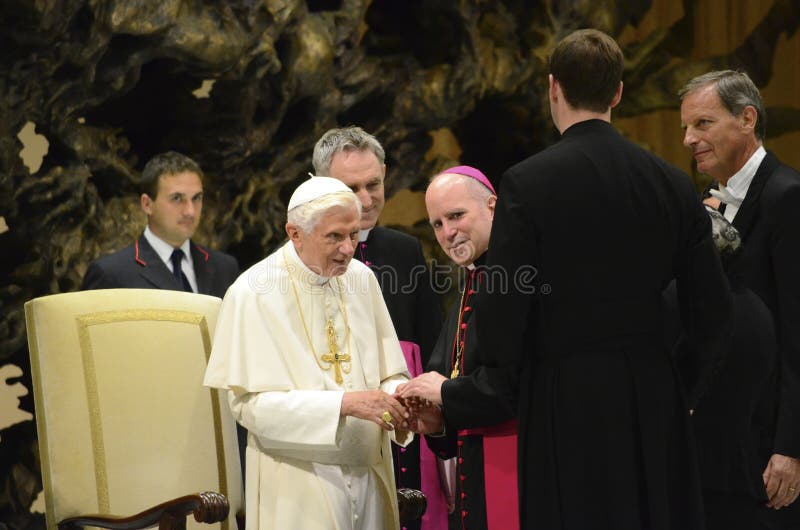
[321,318,351,384]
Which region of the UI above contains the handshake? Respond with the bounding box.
[340,372,449,434]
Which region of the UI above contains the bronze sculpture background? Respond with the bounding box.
[1,0,799,527]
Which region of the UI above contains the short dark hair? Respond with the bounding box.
[549,29,624,113]
[678,70,766,141]
[140,151,204,198]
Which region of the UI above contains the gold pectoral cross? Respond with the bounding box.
[320,319,351,384]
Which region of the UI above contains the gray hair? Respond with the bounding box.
[312,126,386,175]
[679,70,766,140]
[287,191,361,233]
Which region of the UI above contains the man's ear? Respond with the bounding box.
[286,222,300,242]
[486,195,497,219]
[740,105,758,133]
[609,81,623,109]
[140,194,152,215]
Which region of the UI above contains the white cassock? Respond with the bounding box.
[204,241,412,530]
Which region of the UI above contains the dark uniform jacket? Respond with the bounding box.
[82,233,239,298]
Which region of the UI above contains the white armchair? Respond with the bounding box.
[25,289,243,530]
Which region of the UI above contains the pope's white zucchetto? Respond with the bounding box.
[287,175,353,212]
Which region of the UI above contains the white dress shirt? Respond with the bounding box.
[714,146,766,222]
[143,226,198,292]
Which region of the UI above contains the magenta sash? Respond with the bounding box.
[399,340,448,530]
[459,420,519,530]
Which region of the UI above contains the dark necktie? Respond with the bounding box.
[170,249,193,292]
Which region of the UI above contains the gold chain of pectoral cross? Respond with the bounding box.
[451,269,477,379]
[284,247,352,384]
[450,283,468,379]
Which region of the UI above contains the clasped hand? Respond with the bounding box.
[341,388,444,434]
[393,371,449,434]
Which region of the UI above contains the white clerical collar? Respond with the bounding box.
[358,228,373,242]
[464,250,489,271]
[284,241,331,286]
[143,225,193,269]
[725,145,766,201]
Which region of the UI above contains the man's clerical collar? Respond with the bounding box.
[358,228,372,242]
[464,251,487,271]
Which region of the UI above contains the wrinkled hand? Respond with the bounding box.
[341,390,409,431]
[402,397,444,435]
[763,453,800,509]
[396,371,447,406]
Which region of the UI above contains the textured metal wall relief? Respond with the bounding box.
[1,1,799,527]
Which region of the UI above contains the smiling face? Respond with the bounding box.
[680,83,759,184]
[425,173,496,267]
[287,204,361,277]
[328,149,386,230]
[140,171,203,247]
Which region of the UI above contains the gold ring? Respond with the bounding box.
[790,487,797,493]
[381,411,393,424]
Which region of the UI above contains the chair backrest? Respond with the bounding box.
[25,289,243,530]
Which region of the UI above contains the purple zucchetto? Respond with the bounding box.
[438,165,496,195]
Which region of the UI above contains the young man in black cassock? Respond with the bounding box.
[476,30,733,530]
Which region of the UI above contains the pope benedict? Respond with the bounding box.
[204,176,417,530]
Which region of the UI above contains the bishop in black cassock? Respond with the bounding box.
[400,166,518,530]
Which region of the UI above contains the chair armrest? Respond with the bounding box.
[397,488,427,524]
[58,491,229,530]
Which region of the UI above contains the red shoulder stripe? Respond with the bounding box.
[134,240,147,266]
[195,244,210,262]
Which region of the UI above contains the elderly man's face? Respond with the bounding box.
[426,174,495,267]
[680,84,758,184]
[289,205,360,277]
[328,149,386,230]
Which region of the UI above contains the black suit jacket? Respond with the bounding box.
[357,226,441,365]
[82,233,239,298]
[665,276,776,501]
[479,119,733,529]
[717,152,800,458]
